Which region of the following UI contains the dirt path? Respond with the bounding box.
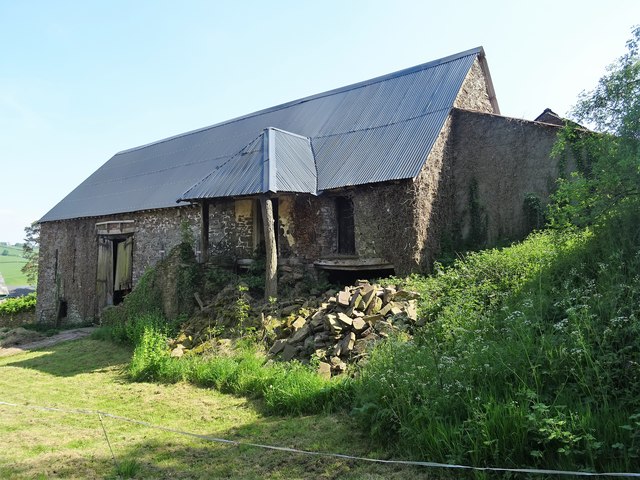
[0,327,97,357]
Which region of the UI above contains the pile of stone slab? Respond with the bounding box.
[268,280,420,378]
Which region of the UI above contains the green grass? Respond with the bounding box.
[97,314,351,417]
[0,245,30,287]
[0,337,433,479]
[349,210,640,472]
[96,209,640,474]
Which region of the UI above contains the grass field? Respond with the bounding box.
[0,338,432,479]
[0,244,30,287]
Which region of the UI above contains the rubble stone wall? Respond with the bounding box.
[207,199,254,261]
[349,181,417,274]
[450,109,568,247]
[37,205,200,325]
[280,194,338,262]
[37,218,99,325]
[453,58,496,114]
[410,115,455,272]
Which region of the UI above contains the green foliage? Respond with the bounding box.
[232,284,252,336]
[113,458,141,479]
[180,219,195,248]
[0,292,36,315]
[175,241,201,315]
[204,265,237,293]
[351,209,640,471]
[103,313,346,415]
[550,26,640,228]
[99,311,175,347]
[1,249,8,256]
[523,192,545,231]
[20,222,39,285]
[101,267,163,327]
[129,325,172,381]
[466,178,488,248]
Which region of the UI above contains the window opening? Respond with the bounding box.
[336,197,355,255]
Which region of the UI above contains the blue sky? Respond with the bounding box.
[1,0,639,243]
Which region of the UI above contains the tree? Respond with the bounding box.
[1,249,8,256]
[550,26,640,227]
[21,222,40,286]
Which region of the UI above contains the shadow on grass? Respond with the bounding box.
[1,415,431,480]
[0,339,132,377]
[127,414,435,479]
[118,416,437,479]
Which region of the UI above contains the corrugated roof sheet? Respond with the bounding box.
[179,127,317,199]
[41,47,489,222]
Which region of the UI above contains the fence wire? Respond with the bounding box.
[1,400,639,478]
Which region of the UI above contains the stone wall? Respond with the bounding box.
[0,310,36,328]
[37,205,200,325]
[37,217,100,325]
[280,194,338,262]
[453,58,496,114]
[410,115,455,271]
[402,56,496,272]
[449,109,569,247]
[349,181,416,274]
[207,199,254,262]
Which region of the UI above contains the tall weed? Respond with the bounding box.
[352,210,640,471]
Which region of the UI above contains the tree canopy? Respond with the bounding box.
[550,26,640,228]
[21,222,39,286]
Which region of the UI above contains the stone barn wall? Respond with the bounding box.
[279,194,338,262]
[410,115,456,272]
[349,181,418,274]
[206,199,254,262]
[453,58,496,114]
[37,205,200,325]
[449,109,570,248]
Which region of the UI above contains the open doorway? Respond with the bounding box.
[336,197,355,255]
[97,235,133,308]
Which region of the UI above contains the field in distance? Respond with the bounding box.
[0,243,31,287]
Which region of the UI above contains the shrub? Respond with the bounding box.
[351,211,640,471]
[0,292,36,315]
[129,325,171,381]
[115,316,347,415]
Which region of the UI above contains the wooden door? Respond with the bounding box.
[114,236,133,291]
[96,236,114,308]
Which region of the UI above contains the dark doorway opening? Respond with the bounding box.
[325,268,395,285]
[57,299,68,321]
[336,197,355,255]
[97,235,133,308]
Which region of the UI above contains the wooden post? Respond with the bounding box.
[200,201,209,263]
[261,195,278,299]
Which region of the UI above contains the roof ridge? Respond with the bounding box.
[116,47,483,156]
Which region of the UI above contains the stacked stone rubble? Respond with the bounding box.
[268,280,420,377]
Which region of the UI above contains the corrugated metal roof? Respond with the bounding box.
[179,127,317,200]
[271,128,317,194]
[41,47,492,222]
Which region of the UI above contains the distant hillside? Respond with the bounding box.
[0,244,31,287]
[0,244,26,257]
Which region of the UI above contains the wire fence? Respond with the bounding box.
[1,399,639,478]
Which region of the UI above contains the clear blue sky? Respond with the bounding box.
[1,0,638,243]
